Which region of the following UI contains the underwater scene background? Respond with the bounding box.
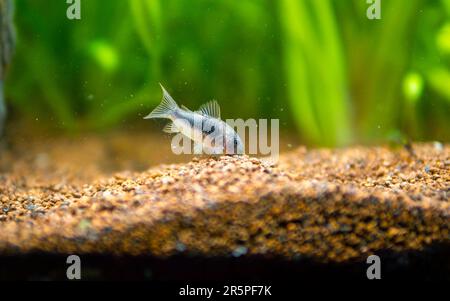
[0,0,449,282]
[5,0,450,146]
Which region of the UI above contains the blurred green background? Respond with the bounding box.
[5,0,450,146]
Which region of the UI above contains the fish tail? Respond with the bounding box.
[144,83,179,119]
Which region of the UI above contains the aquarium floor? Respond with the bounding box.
[0,134,449,279]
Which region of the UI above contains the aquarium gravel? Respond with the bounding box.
[0,140,448,263]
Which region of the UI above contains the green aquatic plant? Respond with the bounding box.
[278,0,352,146]
[89,40,119,73]
[130,0,163,79]
[84,0,164,129]
[2,0,449,145]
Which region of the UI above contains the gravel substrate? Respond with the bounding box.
[0,140,448,266]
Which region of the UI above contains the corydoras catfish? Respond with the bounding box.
[144,84,244,155]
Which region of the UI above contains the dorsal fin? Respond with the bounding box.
[196,100,221,119]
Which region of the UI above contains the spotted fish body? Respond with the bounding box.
[144,84,244,155]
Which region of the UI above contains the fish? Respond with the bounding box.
[144,84,244,155]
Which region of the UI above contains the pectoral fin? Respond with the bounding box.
[163,121,180,133]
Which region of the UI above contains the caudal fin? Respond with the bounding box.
[144,83,179,119]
